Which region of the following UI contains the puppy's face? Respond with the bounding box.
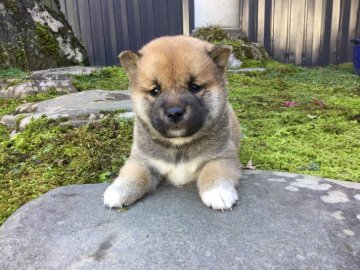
[120,36,231,140]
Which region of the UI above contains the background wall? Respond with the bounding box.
[239,0,360,66]
[59,0,194,66]
[59,0,360,66]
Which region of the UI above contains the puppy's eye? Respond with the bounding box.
[150,87,161,97]
[189,83,202,93]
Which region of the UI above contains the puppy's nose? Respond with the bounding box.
[165,107,185,123]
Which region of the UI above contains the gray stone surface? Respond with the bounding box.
[1,170,359,270]
[0,90,132,129]
[0,66,101,99]
[0,1,88,70]
[227,53,242,69]
[31,66,101,77]
[228,67,267,73]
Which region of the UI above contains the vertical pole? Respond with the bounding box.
[182,0,190,35]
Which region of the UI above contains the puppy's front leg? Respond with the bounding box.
[197,159,241,210]
[103,159,157,209]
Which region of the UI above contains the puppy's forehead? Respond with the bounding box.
[137,36,215,87]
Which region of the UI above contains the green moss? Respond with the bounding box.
[35,21,84,67]
[26,88,63,102]
[0,43,28,70]
[0,68,28,79]
[0,44,10,68]
[193,26,270,65]
[214,40,270,63]
[71,67,129,91]
[228,62,360,182]
[0,98,22,117]
[3,0,17,13]
[35,22,62,60]
[0,88,63,119]
[0,117,133,225]
[192,26,229,42]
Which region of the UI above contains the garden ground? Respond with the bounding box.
[0,62,359,224]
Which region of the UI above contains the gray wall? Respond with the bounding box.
[59,0,194,66]
[240,0,360,66]
[59,0,360,66]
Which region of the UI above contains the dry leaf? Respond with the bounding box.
[243,159,256,170]
[307,114,317,119]
[312,99,326,107]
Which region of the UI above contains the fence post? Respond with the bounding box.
[182,0,190,35]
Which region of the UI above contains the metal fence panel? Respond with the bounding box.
[60,0,358,66]
[240,0,360,66]
[59,0,191,66]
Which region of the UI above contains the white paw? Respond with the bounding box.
[200,182,238,210]
[103,183,129,209]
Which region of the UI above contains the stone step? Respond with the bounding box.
[0,170,359,269]
[0,90,132,130]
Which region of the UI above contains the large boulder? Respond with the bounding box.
[0,170,359,269]
[0,0,88,70]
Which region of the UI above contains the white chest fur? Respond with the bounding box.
[148,158,204,186]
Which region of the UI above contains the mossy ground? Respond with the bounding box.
[0,68,29,79]
[0,117,132,225]
[0,63,359,225]
[228,62,359,182]
[71,67,129,91]
[193,26,269,66]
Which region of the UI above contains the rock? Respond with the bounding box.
[31,66,101,77]
[116,111,134,120]
[0,66,101,99]
[88,113,97,121]
[0,79,77,99]
[192,26,270,62]
[15,102,37,114]
[9,129,17,139]
[0,0,88,70]
[0,170,359,269]
[228,67,267,73]
[0,114,19,128]
[0,113,32,128]
[59,119,103,128]
[4,90,132,129]
[227,53,242,69]
[192,26,247,42]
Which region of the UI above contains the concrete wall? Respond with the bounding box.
[194,0,240,29]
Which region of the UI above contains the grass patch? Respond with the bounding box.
[0,68,29,79]
[0,89,63,118]
[1,62,359,225]
[0,117,133,225]
[0,98,23,117]
[228,62,360,181]
[71,66,129,91]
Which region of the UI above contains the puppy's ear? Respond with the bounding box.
[208,45,232,73]
[119,51,142,81]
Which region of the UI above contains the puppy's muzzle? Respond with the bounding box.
[165,107,186,123]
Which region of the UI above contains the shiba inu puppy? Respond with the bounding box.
[103,36,241,210]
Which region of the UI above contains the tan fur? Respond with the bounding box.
[107,159,152,206]
[104,36,242,211]
[197,159,241,193]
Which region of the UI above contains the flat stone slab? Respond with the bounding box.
[31,66,102,77]
[1,90,132,129]
[1,170,359,269]
[228,67,266,73]
[0,66,101,99]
